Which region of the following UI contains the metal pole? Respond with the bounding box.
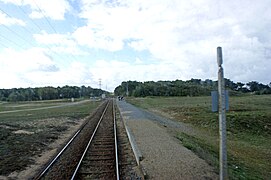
[126,82,129,96]
[217,47,228,180]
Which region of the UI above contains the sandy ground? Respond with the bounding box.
[118,100,218,180]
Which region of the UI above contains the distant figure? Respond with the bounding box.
[118,96,124,101]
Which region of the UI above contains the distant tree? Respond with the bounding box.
[247,81,260,92]
[225,78,238,90]
[114,85,124,96]
[133,86,144,97]
[0,85,109,102]
[188,78,202,85]
[115,78,271,98]
[22,88,36,101]
[236,82,245,90]
[8,92,18,102]
[0,91,4,101]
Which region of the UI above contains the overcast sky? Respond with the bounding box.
[0,0,270,91]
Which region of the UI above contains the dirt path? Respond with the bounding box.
[117,100,218,180]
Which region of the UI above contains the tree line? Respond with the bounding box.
[0,85,108,102]
[114,79,271,97]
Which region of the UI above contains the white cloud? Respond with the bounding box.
[0,0,270,90]
[33,31,88,55]
[28,0,71,20]
[2,0,71,20]
[73,25,124,51]
[0,11,25,26]
[0,48,93,88]
[88,58,198,91]
[24,61,93,87]
[34,31,73,45]
[0,48,56,72]
[76,0,271,85]
[0,47,58,87]
[135,57,143,64]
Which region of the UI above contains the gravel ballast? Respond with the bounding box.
[117,100,218,180]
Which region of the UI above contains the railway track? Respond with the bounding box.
[35,100,119,179]
[35,99,143,179]
[71,100,119,179]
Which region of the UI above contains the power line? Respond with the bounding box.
[0,2,79,67]
[99,78,102,89]
[0,41,9,49]
[0,8,34,36]
[0,33,27,49]
[0,24,36,47]
[0,26,69,67]
[16,5,69,60]
[0,3,92,88]
[7,4,76,64]
[0,24,69,68]
[0,8,36,47]
[17,5,43,32]
[32,0,57,34]
[0,7,39,48]
[31,0,78,62]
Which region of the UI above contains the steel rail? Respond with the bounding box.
[34,100,109,180]
[35,129,81,179]
[70,101,110,180]
[113,100,120,180]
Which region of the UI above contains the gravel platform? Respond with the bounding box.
[117,100,218,180]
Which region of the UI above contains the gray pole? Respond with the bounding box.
[217,47,228,180]
[126,82,129,96]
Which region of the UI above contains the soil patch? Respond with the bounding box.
[2,117,86,179]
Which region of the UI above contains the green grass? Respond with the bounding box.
[127,95,271,179]
[0,99,101,176]
[0,100,98,122]
[0,98,83,112]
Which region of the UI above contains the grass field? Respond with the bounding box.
[127,95,271,179]
[0,98,82,112]
[0,99,101,176]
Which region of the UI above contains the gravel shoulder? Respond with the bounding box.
[117,100,218,180]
